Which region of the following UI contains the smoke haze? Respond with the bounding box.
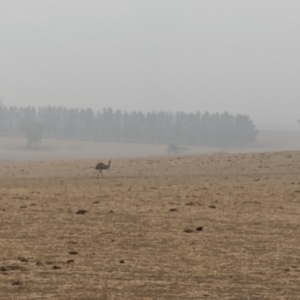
[1,1,300,130]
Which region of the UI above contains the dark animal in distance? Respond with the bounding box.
[95,160,111,178]
[167,143,189,155]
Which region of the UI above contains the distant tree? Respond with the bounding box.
[200,112,213,145]
[38,106,62,137]
[218,112,235,145]
[78,108,94,139]
[0,105,6,134]
[93,111,104,140]
[21,120,45,148]
[234,114,258,145]
[172,112,187,144]
[184,112,201,145]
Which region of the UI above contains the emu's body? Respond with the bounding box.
[95,160,111,178]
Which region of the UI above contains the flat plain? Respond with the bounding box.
[1,149,300,300]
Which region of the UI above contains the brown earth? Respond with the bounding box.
[1,150,300,299]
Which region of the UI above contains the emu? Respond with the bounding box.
[95,160,111,178]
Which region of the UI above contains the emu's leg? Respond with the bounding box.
[101,170,104,178]
[97,171,100,179]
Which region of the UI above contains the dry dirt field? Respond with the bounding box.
[1,150,300,300]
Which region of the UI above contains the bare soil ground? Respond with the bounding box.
[1,149,300,299]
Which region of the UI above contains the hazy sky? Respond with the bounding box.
[1,1,300,129]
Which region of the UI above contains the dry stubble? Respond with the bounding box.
[1,152,300,299]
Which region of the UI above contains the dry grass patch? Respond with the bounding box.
[1,152,300,299]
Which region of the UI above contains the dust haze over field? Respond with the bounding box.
[1,129,300,163]
[2,1,300,299]
[1,1,300,129]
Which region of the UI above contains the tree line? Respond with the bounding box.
[0,106,258,146]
